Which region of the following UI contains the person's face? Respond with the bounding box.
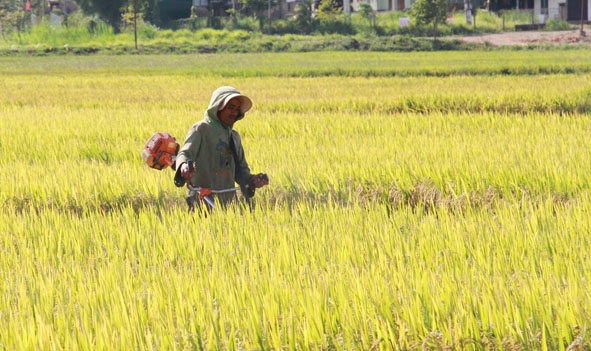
[218,97,242,127]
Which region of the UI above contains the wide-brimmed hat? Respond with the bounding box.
[220,93,253,115]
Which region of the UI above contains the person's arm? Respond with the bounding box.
[175,125,202,183]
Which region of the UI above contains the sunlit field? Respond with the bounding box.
[1,52,591,350]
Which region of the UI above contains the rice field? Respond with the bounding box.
[1,51,591,350]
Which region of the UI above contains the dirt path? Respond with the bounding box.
[458,27,591,46]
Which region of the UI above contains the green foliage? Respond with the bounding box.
[358,3,374,20]
[315,14,355,34]
[239,0,277,30]
[12,20,115,46]
[193,27,229,41]
[0,1,27,36]
[143,0,161,26]
[545,18,572,31]
[0,4,585,54]
[498,8,535,23]
[225,29,252,42]
[316,0,342,20]
[356,5,394,36]
[76,0,127,33]
[238,0,270,13]
[314,0,354,34]
[120,3,143,32]
[313,0,354,36]
[411,0,448,36]
[136,21,160,39]
[0,0,580,43]
[166,16,208,31]
[76,0,159,33]
[294,0,316,34]
[222,13,259,31]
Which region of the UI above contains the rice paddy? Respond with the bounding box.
[1,51,590,350]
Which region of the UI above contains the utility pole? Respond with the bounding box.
[61,0,67,27]
[580,0,586,36]
[134,0,138,49]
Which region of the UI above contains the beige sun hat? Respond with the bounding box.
[220,92,253,115]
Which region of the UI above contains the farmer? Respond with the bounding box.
[174,86,269,212]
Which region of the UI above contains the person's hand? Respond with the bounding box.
[180,162,195,179]
[250,173,269,188]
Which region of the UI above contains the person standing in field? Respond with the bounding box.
[174,86,269,212]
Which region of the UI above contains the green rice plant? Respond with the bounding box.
[2,197,590,349]
[4,51,591,78]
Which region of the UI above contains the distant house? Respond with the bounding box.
[350,0,409,11]
[485,0,587,21]
[158,0,588,21]
[548,0,588,21]
[351,0,587,21]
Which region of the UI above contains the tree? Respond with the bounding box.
[239,0,275,31]
[314,0,353,34]
[294,0,315,34]
[358,3,376,32]
[411,0,448,39]
[77,0,158,33]
[76,0,126,32]
[315,0,341,21]
[0,0,27,35]
[140,0,161,26]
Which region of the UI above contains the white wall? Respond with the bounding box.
[541,0,590,20]
[351,0,410,11]
[351,0,373,11]
[376,0,389,10]
[547,0,563,19]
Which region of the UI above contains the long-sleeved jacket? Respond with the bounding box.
[176,86,254,204]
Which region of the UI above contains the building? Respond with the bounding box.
[549,0,588,21]
[158,0,589,21]
[484,0,587,20]
[349,0,409,11]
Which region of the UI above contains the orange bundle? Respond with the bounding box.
[142,132,179,170]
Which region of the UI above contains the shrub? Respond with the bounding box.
[138,22,159,39]
[315,15,355,35]
[545,19,573,31]
[267,19,301,35]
